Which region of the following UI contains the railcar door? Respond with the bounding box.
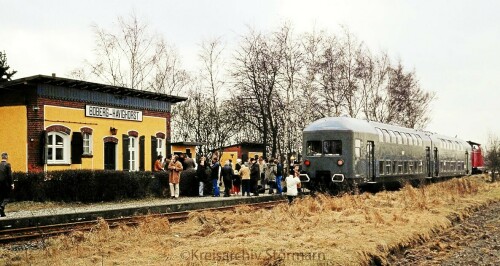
[366,141,375,182]
[465,151,470,174]
[426,147,431,177]
[434,147,439,177]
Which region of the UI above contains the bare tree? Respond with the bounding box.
[232,27,286,158]
[485,135,500,182]
[359,51,392,122]
[171,38,238,156]
[386,62,435,128]
[70,12,188,95]
[337,28,366,118]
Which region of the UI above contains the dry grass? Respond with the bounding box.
[1,175,499,265]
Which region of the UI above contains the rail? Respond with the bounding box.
[0,200,285,244]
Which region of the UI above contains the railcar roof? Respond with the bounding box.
[303,117,378,134]
[304,116,469,144]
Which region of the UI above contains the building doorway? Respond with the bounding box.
[104,142,117,170]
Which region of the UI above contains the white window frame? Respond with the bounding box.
[156,138,164,157]
[47,132,71,164]
[129,136,138,171]
[83,132,93,155]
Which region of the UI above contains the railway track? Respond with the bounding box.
[0,200,284,244]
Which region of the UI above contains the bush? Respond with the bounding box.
[11,170,166,203]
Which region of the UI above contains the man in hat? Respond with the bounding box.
[0,152,14,217]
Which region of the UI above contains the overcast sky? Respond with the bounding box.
[2,0,499,146]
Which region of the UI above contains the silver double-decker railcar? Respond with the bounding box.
[300,117,474,191]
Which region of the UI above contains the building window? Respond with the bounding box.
[129,136,138,171]
[47,132,70,164]
[156,138,164,157]
[83,132,93,155]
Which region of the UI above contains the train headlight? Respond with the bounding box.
[337,159,344,166]
[304,159,311,167]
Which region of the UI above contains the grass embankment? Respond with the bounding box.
[1,175,499,265]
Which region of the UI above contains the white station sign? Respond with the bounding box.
[85,105,143,121]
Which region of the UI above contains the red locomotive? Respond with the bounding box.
[467,141,485,174]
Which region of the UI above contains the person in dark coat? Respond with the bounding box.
[196,156,210,197]
[250,157,260,196]
[0,152,14,217]
[221,160,233,197]
[275,158,284,194]
[210,156,221,197]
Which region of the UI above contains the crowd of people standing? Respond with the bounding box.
[153,153,302,203]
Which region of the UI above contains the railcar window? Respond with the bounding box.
[416,135,423,146]
[379,161,385,175]
[306,141,322,156]
[403,161,408,173]
[418,161,423,173]
[355,139,361,158]
[386,161,392,174]
[392,161,397,174]
[324,140,342,155]
[382,129,390,143]
[388,130,397,144]
[405,133,413,145]
[401,133,407,145]
[398,162,403,174]
[376,128,384,142]
[395,132,402,144]
[411,134,418,146]
[409,161,414,173]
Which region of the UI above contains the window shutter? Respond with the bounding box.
[139,136,145,171]
[39,130,48,165]
[151,136,158,171]
[71,132,83,164]
[122,134,130,171]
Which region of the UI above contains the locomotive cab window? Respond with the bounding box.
[324,140,342,155]
[306,141,322,156]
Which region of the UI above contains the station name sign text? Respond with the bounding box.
[85,105,143,121]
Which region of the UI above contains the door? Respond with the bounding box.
[104,142,116,170]
[426,146,431,177]
[465,151,470,174]
[366,141,375,181]
[434,147,439,177]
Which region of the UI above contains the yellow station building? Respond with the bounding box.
[0,75,186,172]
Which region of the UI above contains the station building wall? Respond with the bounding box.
[0,106,28,172]
[43,104,167,171]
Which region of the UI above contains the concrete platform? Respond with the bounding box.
[0,194,284,230]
